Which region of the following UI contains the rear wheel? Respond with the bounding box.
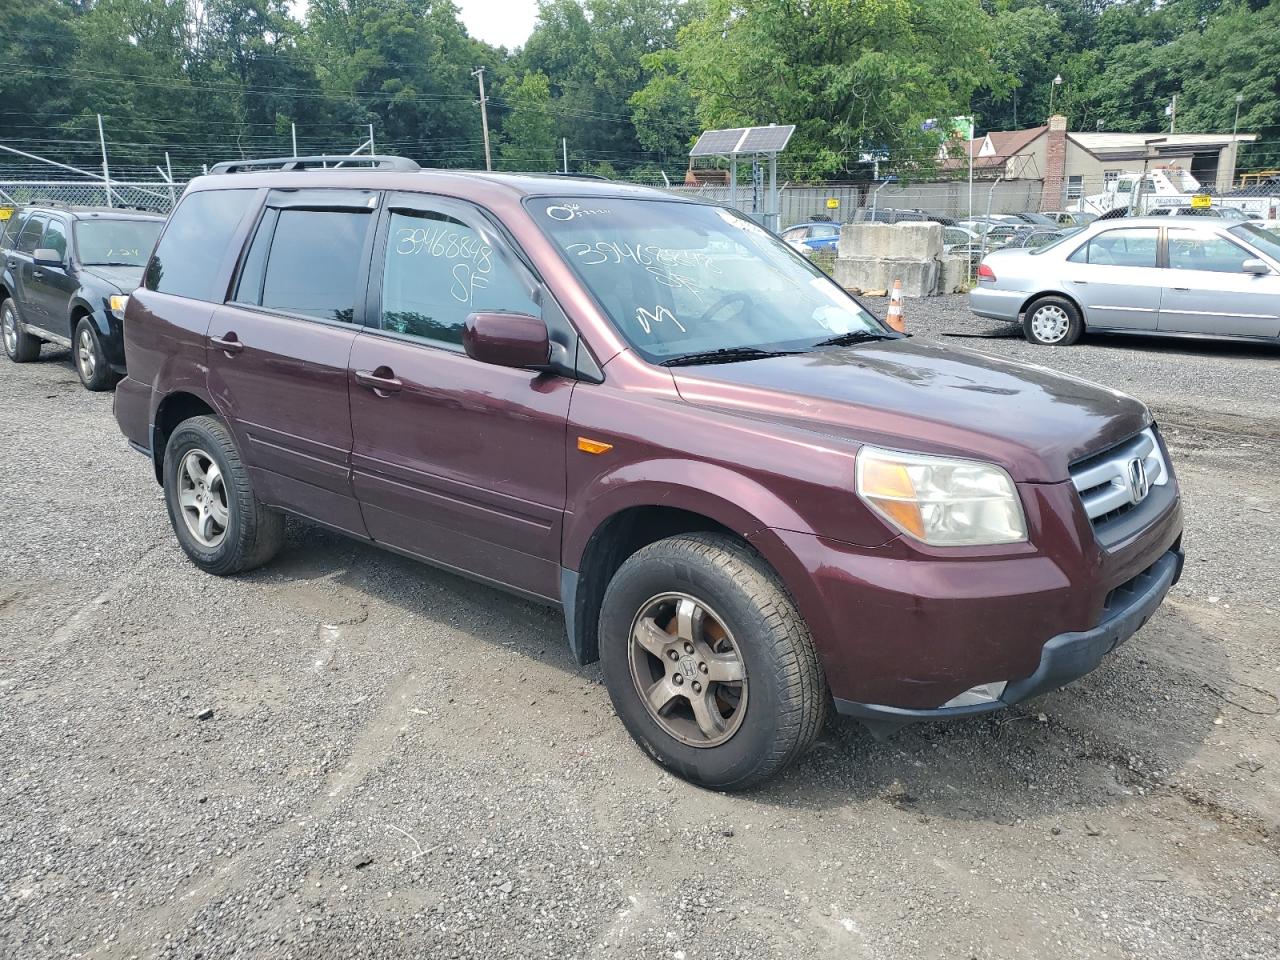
[162,415,284,575]
[2,298,40,362]
[1023,296,1083,346]
[74,317,119,391]
[599,533,827,791]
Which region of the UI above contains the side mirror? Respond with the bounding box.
[1241,258,1271,276]
[463,311,551,370]
[33,248,63,268]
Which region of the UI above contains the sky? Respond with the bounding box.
[455,0,541,50]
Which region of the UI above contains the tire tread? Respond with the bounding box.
[607,533,827,790]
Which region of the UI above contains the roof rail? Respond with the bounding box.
[207,155,421,175]
[545,171,611,181]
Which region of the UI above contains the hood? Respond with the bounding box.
[671,339,1150,483]
[81,264,145,293]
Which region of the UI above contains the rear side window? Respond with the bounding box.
[145,189,255,300]
[0,213,24,248]
[15,215,47,254]
[238,208,372,323]
[1067,228,1158,268]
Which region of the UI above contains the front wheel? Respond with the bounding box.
[599,533,827,791]
[1023,295,1084,346]
[74,317,119,391]
[2,298,40,362]
[162,415,284,575]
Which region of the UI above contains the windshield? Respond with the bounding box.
[75,218,162,266]
[529,197,882,362]
[1229,223,1280,262]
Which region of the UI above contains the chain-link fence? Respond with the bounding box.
[0,180,177,213]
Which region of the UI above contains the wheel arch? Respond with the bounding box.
[1020,289,1085,325]
[69,296,110,338]
[560,467,815,665]
[151,391,218,483]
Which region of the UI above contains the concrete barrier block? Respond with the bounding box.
[937,255,970,294]
[838,221,943,260]
[833,257,938,297]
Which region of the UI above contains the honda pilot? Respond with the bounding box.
[114,156,1184,789]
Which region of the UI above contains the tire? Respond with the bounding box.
[162,415,284,576]
[2,298,41,362]
[73,316,120,391]
[1023,295,1083,346]
[599,533,827,791]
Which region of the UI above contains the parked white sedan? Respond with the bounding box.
[969,217,1280,346]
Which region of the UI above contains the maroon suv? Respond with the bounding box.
[115,156,1184,789]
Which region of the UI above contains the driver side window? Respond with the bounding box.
[378,199,539,349]
[41,219,68,260]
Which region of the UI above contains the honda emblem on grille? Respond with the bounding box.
[1126,457,1150,504]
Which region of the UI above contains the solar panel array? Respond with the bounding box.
[689,125,795,157]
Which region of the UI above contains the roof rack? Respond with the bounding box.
[207,155,421,175]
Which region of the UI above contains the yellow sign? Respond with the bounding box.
[826,198,840,209]
[1191,194,1212,209]
[0,207,13,221]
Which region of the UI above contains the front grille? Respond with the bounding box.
[1070,427,1172,545]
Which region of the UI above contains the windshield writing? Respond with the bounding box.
[530,197,881,361]
[76,219,162,266]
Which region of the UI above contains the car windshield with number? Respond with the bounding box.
[529,197,883,363]
[75,218,163,266]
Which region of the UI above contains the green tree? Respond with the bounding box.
[497,71,558,170]
[0,0,81,156]
[646,0,1000,180]
[521,0,697,170]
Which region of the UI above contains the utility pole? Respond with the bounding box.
[369,123,376,156]
[97,114,112,208]
[292,122,298,158]
[472,66,492,171]
[562,138,568,174]
[1167,94,1177,134]
[1230,93,1244,190]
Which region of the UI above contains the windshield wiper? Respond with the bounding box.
[811,330,899,348]
[660,346,803,367]
[84,261,138,267]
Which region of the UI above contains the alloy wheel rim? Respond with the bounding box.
[1031,305,1069,343]
[78,328,96,377]
[2,306,15,354]
[628,592,749,748]
[178,448,229,548]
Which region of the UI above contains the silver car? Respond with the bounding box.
[969,217,1280,346]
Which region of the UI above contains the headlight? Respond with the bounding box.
[109,295,129,318]
[856,446,1027,546]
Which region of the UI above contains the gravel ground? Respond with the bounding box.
[2,304,1278,959]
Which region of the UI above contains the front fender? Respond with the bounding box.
[562,458,811,572]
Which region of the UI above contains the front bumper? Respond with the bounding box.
[834,547,1184,734]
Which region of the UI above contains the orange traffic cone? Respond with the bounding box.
[886,279,906,332]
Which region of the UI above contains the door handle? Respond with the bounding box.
[1171,287,1190,291]
[354,367,402,394]
[32,270,43,279]
[1071,279,1089,284]
[210,333,244,355]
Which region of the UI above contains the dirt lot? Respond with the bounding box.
[1,297,1277,959]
